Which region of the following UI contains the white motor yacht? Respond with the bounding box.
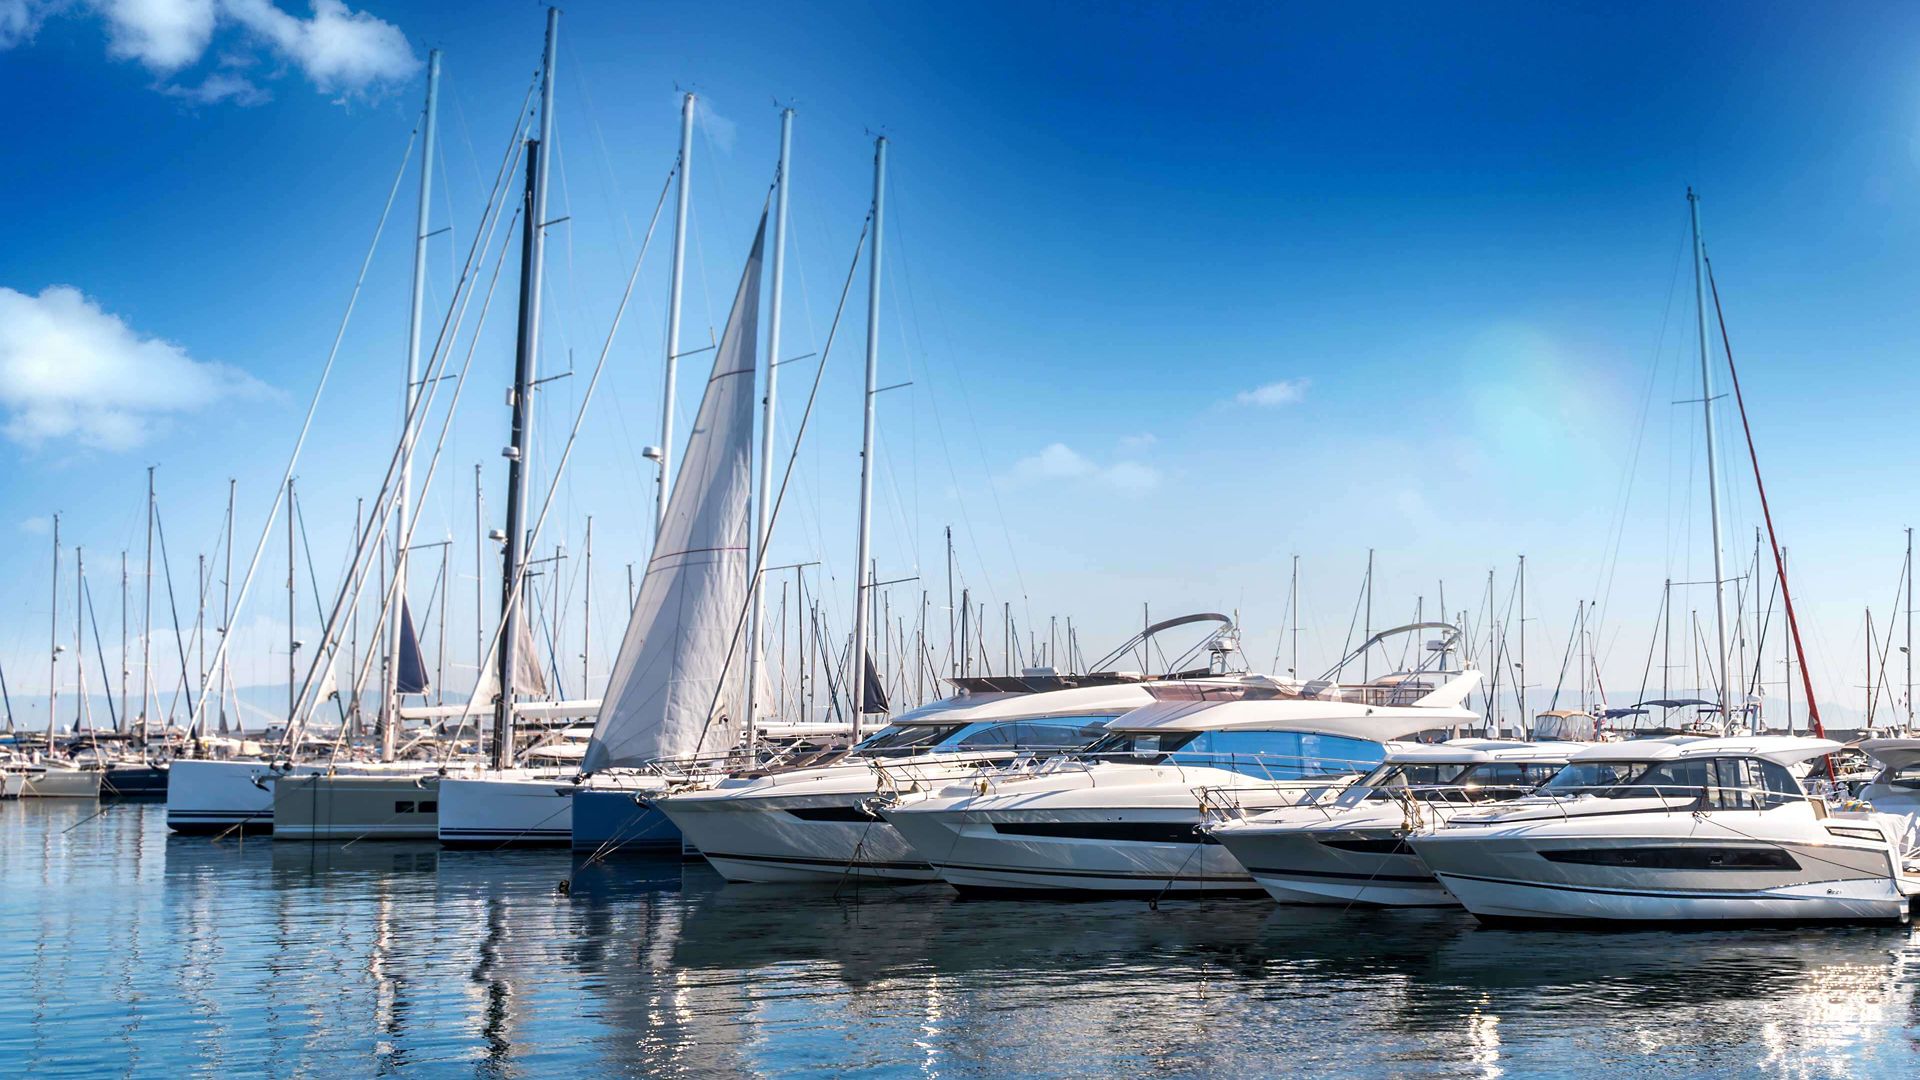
[1410,736,1920,924]
[652,680,1175,883]
[1856,738,1920,819]
[879,625,1483,897]
[1205,740,1575,906]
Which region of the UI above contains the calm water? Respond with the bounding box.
[5,802,1920,1077]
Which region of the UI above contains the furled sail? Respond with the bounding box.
[583,217,764,772]
[396,600,430,695]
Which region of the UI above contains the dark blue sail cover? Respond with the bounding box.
[397,600,430,695]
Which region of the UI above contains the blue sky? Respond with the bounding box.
[5,0,1920,731]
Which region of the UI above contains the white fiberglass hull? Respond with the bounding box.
[655,762,945,884]
[1215,825,1453,906]
[168,759,315,833]
[1412,819,1913,924]
[883,767,1340,897]
[436,772,575,848]
[20,765,102,799]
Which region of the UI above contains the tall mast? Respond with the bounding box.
[1688,188,1732,723]
[48,513,59,744]
[220,479,234,739]
[657,91,695,530]
[849,135,887,741]
[474,465,484,692]
[385,48,442,763]
[1518,554,1527,729]
[288,477,297,722]
[141,466,154,742]
[745,106,793,747]
[494,7,560,771]
[1290,554,1300,677]
[1908,527,1914,732]
[120,551,129,736]
[582,515,593,696]
[74,546,84,734]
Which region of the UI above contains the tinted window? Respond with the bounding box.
[955,716,1114,750]
[1544,761,1642,793]
[1464,762,1561,790]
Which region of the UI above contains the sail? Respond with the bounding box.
[584,218,764,772]
[396,600,430,695]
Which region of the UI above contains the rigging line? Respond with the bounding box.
[686,215,872,755]
[81,576,118,730]
[293,489,353,730]
[886,172,1029,613]
[1704,253,1824,741]
[440,163,678,759]
[327,191,524,748]
[284,94,537,748]
[150,502,197,728]
[184,121,421,732]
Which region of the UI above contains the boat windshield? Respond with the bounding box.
[1082,729,1386,779]
[1880,764,1920,790]
[854,715,1118,759]
[1539,761,1645,794]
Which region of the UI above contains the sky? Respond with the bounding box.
[5,0,1920,733]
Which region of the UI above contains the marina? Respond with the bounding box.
[8,801,1920,1076]
[11,1,1920,1075]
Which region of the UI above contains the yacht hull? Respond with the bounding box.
[102,763,168,800]
[571,787,681,854]
[658,790,937,884]
[883,804,1262,896]
[273,773,444,841]
[1216,827,1453,906]
[167,759,315,834]
[20,766,102,799]
[1413,832,1910,924]
[436,774,574,848]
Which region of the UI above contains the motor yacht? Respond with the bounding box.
[879,624,1482,897]
[1410,736,1920,924]
[1204,740,1575,906]
[652,679,1171,883]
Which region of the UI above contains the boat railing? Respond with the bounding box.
[1462,782,1828,824]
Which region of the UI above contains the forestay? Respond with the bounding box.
[584,218,765,771]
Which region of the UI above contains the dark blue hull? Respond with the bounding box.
[571,788,682,853]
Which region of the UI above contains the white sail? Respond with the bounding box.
[583,218,764,771]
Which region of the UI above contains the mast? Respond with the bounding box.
[48,513,59,744]
[74,546,83,734]
[1908,527,1914,732]
[220,479,234,739]
[581,515,593,697]
[288,477,297,722]
[494,7,560,771]
[657,91,695,530]
[1688,188,1732,723]
[385,48,442,763]
[745,106,793,747]
[945,526,955,678]
[474,465,484,693]
[141,466,154,742]
[848,135,886,741]
[1518,554,1527,726]
[119,551,129,736]
[1290,554,1300,677]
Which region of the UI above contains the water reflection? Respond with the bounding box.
[2,802,1919,1075]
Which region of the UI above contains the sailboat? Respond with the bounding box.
[440,103,770,849]
[1407,191,1920,924]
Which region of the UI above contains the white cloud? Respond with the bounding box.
[2,0,417,102]
[98,0,217,72]
[1234,377,1309,407]
[1118,432,1157,452]
[0,0,44,47]
[0,285,267,451]
[1011,442,1161,494]
[19,515,50,535]
[693,94,737,154]
[224,0,417,95]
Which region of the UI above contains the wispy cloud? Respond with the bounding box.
[18,515,50,536]
[2,0,419,104]
[1118,432,1157,452]
[1010,442,1161,495]
[693,94,737,154]
[1234,377,1309,407]
[0,285,267,451]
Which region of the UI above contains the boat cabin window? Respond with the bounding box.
[1541,761,1643,793]
[1460,761,1563,791]
[1083,729,1385,779]
[853,725,966,756]
[1604,756,1803,809]
[1367,763,1473,789]
[953,716,1117,751]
